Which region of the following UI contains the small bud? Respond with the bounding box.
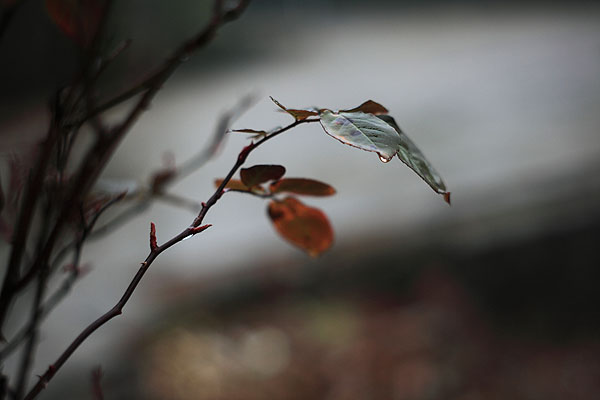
[190,224,212,235]
[149,222,158,251]
[237,143,255,163]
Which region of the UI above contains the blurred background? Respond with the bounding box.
[1,0,600,398]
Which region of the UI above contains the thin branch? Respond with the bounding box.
[23,117,317,400]
[0,0,115,337]
[13,263,49,400]
[82,94,255,241]
[174,94,256,183]
[0,98,62,337]
[0,195,124,362]
[78,0,251,127]
[12,0,252,295]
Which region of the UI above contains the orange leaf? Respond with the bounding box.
[241,164,286,187]
[45,0,107,47]
[214,179,251,191]
[270,178,335,196]
[270,96,318,121]
[267,197,333,257]
[340,100,389,115]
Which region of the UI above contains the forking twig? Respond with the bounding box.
[23,116,319,399]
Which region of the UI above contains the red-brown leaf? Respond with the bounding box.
[241,164,286,187]
[340,100,389,115]
[45,0,107,46]
[270,97,318,121]
[270,178,336,196]
[214,179,251,191]
[267,197,333,257]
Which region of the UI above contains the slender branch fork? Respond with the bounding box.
[1,0,254,398]
[23,117,318,399]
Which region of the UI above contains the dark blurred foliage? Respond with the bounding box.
[1,0,596,102]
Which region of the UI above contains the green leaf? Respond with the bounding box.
[377,115,449,203]
[319,111,449,203]
[241,165,286,187]
[319,110,400,160]
[340,100,389,115]
[270,97,319,121]
[45,0,107,47]
[270,178,336,196]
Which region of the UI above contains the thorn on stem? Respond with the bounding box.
[149,222,158,251]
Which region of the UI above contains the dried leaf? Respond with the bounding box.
[214,178,267,194]
[230,128,268,137]
[270,178,335,197]
[267,197,333,257]
[270,96,318,121]
[340,100,389,115]
[214,179,251,192]
[241,164,286,187]
[45,0,107,46]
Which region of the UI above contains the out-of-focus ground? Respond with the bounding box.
[1,1,600,398]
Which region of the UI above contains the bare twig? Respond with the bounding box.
[13,262,49,400]
[23,117,318,399]
[85,93,255,240]
[0,195,124,362]
[0,98,62,338]
[11,0,252,297]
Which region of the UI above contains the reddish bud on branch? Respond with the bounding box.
[190,224,212,235]
[149,222,158,251]
[237,143,255,163]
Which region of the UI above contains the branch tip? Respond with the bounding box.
[443,192,451,205]
[191,224,212,235]
[149,222,158,251]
